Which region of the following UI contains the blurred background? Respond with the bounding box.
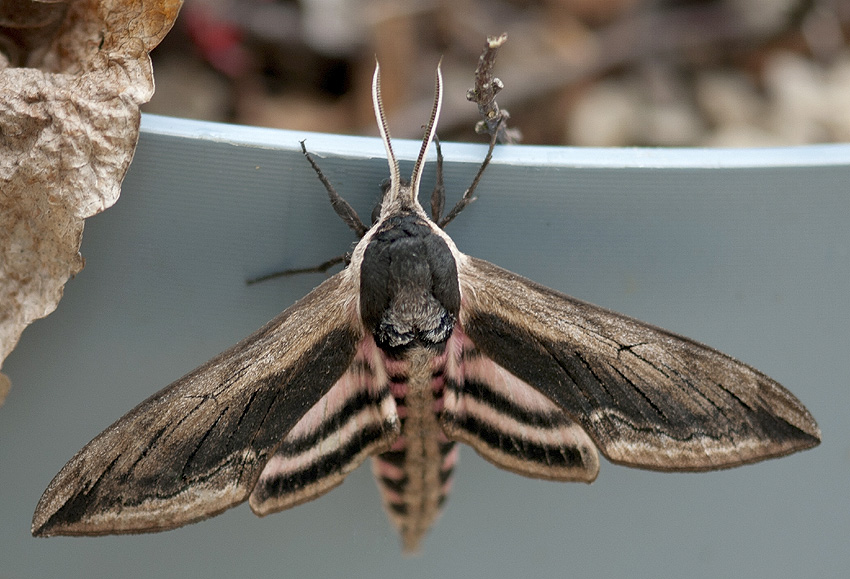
[143,0,850,146]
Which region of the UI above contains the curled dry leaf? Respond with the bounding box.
[0,0,182,405]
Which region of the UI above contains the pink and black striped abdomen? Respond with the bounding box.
[371,346,459,553]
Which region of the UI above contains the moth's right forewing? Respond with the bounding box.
[458,257,820,472]
[32,271,362,537]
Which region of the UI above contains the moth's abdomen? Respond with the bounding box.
[371,347,458,553]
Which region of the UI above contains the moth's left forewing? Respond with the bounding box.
[456,256,820,472]
[249,335,401,515]
[33,271,364,537]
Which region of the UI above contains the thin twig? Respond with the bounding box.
[376,2,850,140]
[466,33,521,145]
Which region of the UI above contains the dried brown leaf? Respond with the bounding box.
[0,0,182,405]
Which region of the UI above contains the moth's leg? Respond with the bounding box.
[247,254,349,285]
[438,120,501,228]
[430,136,446,223]
[244,141,365,285]
[301,141,368,238]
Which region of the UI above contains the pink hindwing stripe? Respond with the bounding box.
[249,338,399,514]
[442,328,600,482]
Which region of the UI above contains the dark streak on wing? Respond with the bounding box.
[270,389,390,455]
[460,257,820,471]
[443,379,587,469]
[446,413,585,469]
[32,273,361,537]
[250,419,392,507]
[454,377,573,428]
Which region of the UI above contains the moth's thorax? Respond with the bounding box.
[359,210,461,353]
[372,345,457,552]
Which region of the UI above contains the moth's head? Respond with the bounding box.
[371,61,442,222]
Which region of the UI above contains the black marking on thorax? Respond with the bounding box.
[359,212,460,353]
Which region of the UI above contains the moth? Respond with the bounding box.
[33,63,820,553]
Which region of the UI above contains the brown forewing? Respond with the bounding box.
[458,257,820,471]
[32,271,362,537]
